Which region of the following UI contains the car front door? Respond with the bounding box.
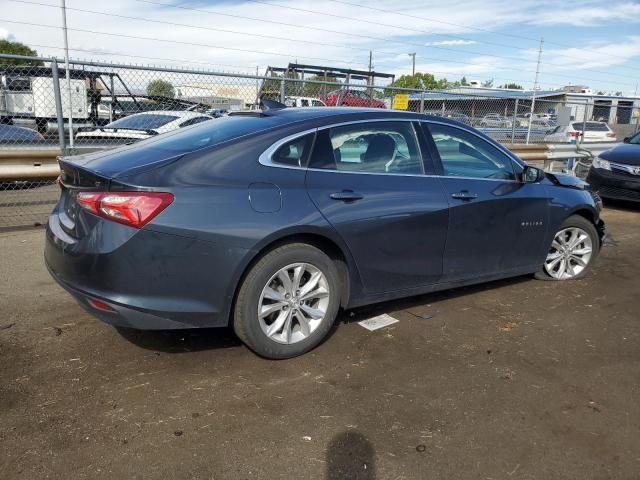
[305,120,449,294]
[423,121,551,281]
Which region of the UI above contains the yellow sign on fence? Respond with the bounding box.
[392,94,409,110]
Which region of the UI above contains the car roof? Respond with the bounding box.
[126,110,211,119]
[257,106,434,121]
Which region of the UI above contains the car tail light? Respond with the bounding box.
[77,191,174,228]
[606,132,616,138]
[568,131,578,137]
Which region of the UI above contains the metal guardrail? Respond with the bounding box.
[0,142,618,180]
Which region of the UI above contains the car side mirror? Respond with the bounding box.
[623,137,630,143]
[522,165,545,183]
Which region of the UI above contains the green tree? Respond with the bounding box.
[147,79,175,98]
[385,73,449,95]
[499,83,523,89]
[482,78,494,88]
[260,71,303,98]
[303,74,340,97]
[460,76,468,86]
[0,39,43,66]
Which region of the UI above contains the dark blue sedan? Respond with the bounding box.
[45,108,605,358]
[587,130,640,202]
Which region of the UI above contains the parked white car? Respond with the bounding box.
[544,122,617,144]
[478,113,512,128]
[284,96,326,108]
[76,111,214,142]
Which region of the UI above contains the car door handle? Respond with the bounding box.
[330,190,364,201]
[451,191,478,200]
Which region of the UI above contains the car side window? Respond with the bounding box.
[271,133,314,167]
[314,121,423,175]
[428,123,516,180]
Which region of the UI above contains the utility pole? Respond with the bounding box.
[60,0,74,148]
[368,50,373,99]
[408,52,416,76]
[526,38,543,145]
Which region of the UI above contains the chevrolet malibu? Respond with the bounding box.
[45,108,605,359]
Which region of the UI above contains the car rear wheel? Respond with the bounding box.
[233,243,341,359]
[535,215,599,281]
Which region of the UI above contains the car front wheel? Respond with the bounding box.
[233,243,341,359]
[535,215,600,281]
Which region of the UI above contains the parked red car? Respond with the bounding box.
[320,89,386,108]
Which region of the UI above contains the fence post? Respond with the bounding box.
[510,98,519,144]
[50,59,66,153]
[579,101,589,147]
[419,91,424,113]
[279,78,285,103]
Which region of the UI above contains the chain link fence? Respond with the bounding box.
[1,53,639,229]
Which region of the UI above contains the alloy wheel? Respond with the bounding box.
[258,263,331,344]
[544,227,593,280]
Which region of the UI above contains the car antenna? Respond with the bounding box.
[259,98,287,111]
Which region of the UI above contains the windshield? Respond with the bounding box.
[107,114,178,130]
[629,131,640,144]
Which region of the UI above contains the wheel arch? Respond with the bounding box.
[569,206,598,224]
[227,227,362,326]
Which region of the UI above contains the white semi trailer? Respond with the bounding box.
[0,72,92,133]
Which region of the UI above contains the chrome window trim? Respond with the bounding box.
[258,117,526,183]
[258,127,318,170]
[258,118,424,174]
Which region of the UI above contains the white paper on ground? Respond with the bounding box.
[358,314,399,331]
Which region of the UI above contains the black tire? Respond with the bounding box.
[535,214,600,281]
[233,243,341,359]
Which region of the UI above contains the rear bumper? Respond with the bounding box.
[46,262,190,330]
[45,211,252,330]
[587,167,640,202]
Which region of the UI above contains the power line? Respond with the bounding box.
[325,0,640,68]
[125,0,640,86]
[0,19,367,68]
[2,15,635,91]
[8,0,377,55]
[244,0,640,74]
[0,0,615,89]
[131,0,640,83]
[25,43,260,73]
[4,2,637,90]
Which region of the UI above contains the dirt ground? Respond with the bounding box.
[1,203,639,480]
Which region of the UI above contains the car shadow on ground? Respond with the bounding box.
[116,275,535,355]
[115,325,242,354]
[336,274,534,325]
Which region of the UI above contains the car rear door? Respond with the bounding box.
[422,121,551,281]
[305,120,449,294]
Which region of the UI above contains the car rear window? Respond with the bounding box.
[122,114,282,154]
[571,122,610,132]
[108,114,179,130]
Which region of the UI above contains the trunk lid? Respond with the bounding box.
[56,157,113,240]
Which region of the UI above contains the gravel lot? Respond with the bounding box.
[1,204,639,479]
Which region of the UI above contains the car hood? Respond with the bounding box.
[545,171,589,190]
[599,143,640,166]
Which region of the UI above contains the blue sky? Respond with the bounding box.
[1,0,639,94]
